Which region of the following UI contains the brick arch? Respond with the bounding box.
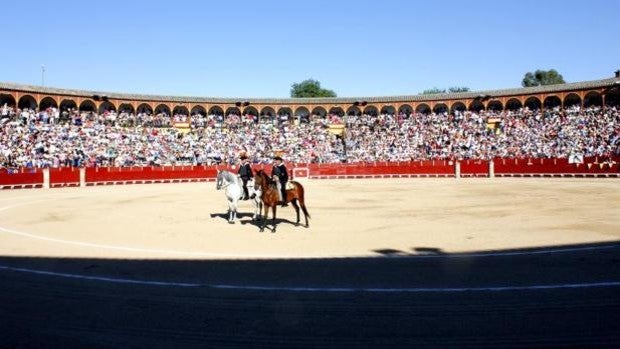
[506,98,522,110]
[294,106,310,117]
[398,104,413,116]
[433,103,448,114]
[450,102,467,114]
[524,96,542,110]
[173,105,189,115]
[605,86,620,106]
[469,100,485,112]
[59,99,77,111]
[243,106,258,116]
[18,95,37,110]
[119,103,135,114]
[137,103,153,114]
[79,99,96,112]
[487,100,503,111]
[346,106,361,116]
[328,106,344,116]
[543,95,562,109]
[277,107,292,116]
[154,103,171,115]
[584,91,603,107]
[416,103,431,114]
[380,105,396,115]
[362,105,378,116]
[98,101,116,114]
[563,93,581,108]
[0,93,16,107]
[208,105,223,115]
[311,106,327,117]
[190,105,206,116]
[39,96,58,110]
[260,106,275,117]
[225,107,241,116]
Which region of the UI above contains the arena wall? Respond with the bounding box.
[1,157,618,189]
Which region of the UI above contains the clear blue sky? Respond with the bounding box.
[2,0,619,98]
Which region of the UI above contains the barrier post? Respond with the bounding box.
[489,160,495,178]
[43,168,50,189]
[80,167,86,187]
[455,161,461,179]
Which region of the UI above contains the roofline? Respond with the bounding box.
[1,77,619,105]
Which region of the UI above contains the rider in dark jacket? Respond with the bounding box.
[271,156,289,207]
[237,155,253,200]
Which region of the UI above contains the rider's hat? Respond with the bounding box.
[240,154,248,160]
[273,156,283,161]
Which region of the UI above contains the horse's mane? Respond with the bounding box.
[218,170,238,184]
[256,170,274,184]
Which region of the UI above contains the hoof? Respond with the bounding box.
[259,228,264,232]
[228,221,235,224]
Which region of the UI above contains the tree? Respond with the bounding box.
[290,79,337,98]
[522,69,566,87]
[421,86,470,95]
[448,86,470,93]
[421,87,446,95]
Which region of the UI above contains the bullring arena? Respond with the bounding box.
[1,76,620,346]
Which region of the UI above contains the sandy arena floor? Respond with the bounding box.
[0,178,619,260]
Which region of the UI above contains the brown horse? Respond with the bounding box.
[253,170,310,232]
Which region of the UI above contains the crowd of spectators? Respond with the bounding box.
[1,102,618,169]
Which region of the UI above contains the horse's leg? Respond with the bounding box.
[298,198,310,228]
[271,205,277,233]
[260,204,269,232]
[302,202,309,228]
[253,198,261,221]
[228,200,235,224]
[291,199,300,226]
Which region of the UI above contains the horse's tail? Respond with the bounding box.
[293,181,311,219]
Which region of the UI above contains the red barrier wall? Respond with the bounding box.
[493,157,619,177]
[460,160,489,177]
[0,168,43,189]
[85,166,217,185]
[50,167,81,187]
[0,158,618,189]
[305,160,455,178]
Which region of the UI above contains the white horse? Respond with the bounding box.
[216,170,262,224]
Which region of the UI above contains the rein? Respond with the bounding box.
[255,173,276,194]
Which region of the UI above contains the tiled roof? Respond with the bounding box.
[1,77,618,105]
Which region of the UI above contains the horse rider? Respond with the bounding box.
[271,156,289,207]
[237,154,253,200]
